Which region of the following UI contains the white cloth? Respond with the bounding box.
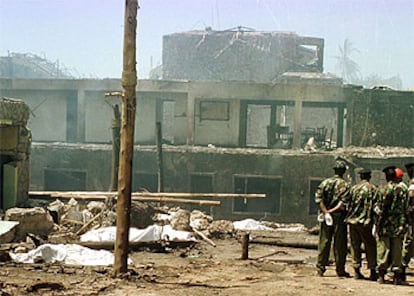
[9,243,130,266]
[233,219,273,231]
[80,225,196,243]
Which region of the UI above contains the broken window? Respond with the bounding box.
[233,176,280,214]
[161,100,175,144]
[301,102,346,149]
[246,104,270,148]
[309,178,323,215]
[241,101,294,149]
[66,92,78,143]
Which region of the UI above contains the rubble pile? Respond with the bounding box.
[0,197,314,266]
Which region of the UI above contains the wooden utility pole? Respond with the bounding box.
[114,0,138,276]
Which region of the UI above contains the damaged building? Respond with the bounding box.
[0,97,31,210]
[161,28,324,81]
[0,29,413,227]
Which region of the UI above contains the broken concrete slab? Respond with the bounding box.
[4,207,55,241]
[0,221,19,243]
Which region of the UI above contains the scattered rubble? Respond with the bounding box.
[0,196,316,268]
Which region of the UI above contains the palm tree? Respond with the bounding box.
[334,39,361,84]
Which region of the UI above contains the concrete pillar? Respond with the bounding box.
[292,100,303,149]
[77,88,86,142]
[186,93,195,145]
[337,105,344,147]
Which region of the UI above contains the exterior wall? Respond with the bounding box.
[84,90,113,143]
[0,78,347,148]
[30,143,414,227]
[0,89,68,142]
[0,79,122,143]
[345,86,414,147]
[29,143,336,226]
[194,98,240,146]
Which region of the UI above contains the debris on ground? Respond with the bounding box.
[0,196,413,296]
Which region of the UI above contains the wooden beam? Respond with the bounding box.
[29,192,221,206]
[29,191,266,199]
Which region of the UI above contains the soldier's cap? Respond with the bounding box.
[333,160,347,170]
[405,162,414,170]
[358,168,371,175]
[382,165,396,176]
[395,168,404,179]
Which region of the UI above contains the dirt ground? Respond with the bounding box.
[1,230,413,296]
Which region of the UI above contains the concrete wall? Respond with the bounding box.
[194,98,240,146]
[29,143,337,226]
[84,90,113,143]
[0,78,348,149]
[30,143,414,227]
[0,89,68,142]
[346,86,414,147]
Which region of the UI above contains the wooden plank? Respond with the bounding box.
[29,193,221,206]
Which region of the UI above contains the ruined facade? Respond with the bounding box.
[162,29,324,82]
[0,52,74,79]
[0,78,413,226]
[0,28,412,225]
[0,97,31,209]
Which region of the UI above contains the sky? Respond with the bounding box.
[1,0,414,88]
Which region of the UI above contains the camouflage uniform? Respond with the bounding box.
[346,179,377,272]
[375,181,407,278]
[402,177,414,271]
[315,174,350,275]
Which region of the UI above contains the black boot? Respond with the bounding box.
[377,270,385,284]
[393,274,402,285]
[337,270,351,278]
[354,268,365,280]
[369,269,378,281]
[401,266,406,282]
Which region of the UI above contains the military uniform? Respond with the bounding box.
[375,172,407,284]
[346,169,377,280]
[315,161,350,276]
[402,162,414,279]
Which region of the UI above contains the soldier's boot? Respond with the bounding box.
[393,272,402,285]
[316,266,325,277]
[369,269,378,281]
[377,270,385,284]
[401,267,407,282]
[354,268,365,280]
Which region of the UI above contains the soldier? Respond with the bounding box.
[402,162,414,281]
[375,166,407,285]
[315,160,351,277]
[346,168,377,280]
